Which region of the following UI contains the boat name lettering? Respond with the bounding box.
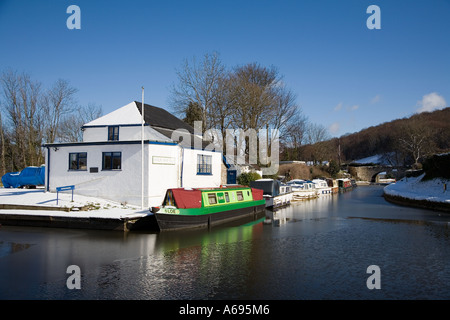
[166,208,178,214]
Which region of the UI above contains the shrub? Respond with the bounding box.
[422,153,450,180]
[237,171,262,186]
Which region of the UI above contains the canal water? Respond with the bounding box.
[1,185,450,300]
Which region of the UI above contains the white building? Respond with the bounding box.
[44,101,224,207]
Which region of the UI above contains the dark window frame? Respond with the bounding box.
[197,154,212,175]
[68,152,87,171]
[102,151,122,170]
[107,126,119,141]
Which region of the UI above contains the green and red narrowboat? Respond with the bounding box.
[150,186,266,231]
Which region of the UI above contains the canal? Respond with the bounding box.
[1,185,450,300]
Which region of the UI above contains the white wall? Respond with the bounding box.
[147,143,181,207]
[82,125,170,143]
[45,143,223,208]
[46,143,149,206]
[181,148,222,189]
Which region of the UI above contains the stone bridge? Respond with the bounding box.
[348,165,407,182]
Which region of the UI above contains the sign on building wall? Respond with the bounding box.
[152,156,176,165]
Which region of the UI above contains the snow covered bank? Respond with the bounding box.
[383,173,450,212]
[0,187,148,220]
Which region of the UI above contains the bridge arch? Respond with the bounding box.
[348,165,406,182]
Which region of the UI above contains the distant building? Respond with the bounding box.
[44,101,224,207]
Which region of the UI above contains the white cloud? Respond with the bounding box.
[334,102,343,111]
[416,92,447,113]
[329,122,340,135]
[348,105,359,111]
[370,94,381,104]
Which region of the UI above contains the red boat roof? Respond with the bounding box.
[251,188,264,201]
[170,188,202,209]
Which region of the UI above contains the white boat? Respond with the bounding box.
[250,179,293,208]
[312,179,332,195]
[286,179,318,201]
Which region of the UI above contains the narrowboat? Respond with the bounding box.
[150,186,266,231]
[250,179,293,209]
[337,178,353,192]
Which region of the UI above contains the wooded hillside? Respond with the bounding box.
[283,107,450,167]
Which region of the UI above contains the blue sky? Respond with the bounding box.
[1,0,449,137]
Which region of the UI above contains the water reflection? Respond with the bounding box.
[0,241,33,258]
[2,186,450,299]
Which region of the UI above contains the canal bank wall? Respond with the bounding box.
[0,187,149,231]
[383,193,450,213]
[0,211,146,231]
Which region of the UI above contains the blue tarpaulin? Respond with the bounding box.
[1,166,45,188]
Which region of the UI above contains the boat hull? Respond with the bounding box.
[264,193,293,209]
[154,203,266,231]
[291,190,317,201]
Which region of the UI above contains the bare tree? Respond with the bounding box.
[398,118,435,167]
[169,51,225,130]
[0,70,80,172]
[42,79,78,144]
[228,63,279,131]
[170,55,304,171]
[0,112,6,175]
[282,110,308,160]
[58,103,103,142]
[1,70,43,168]
[305,123,331,164]
[270,87,299,137]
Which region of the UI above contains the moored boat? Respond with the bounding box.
[250,179,293,209]
[337,178,353,192]
[150,186,266,231]
[286,179,318,201]
[326,178,339,193]
[312,179,332,195]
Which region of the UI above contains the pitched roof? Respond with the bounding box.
[135,101,194,134]
[82,101,211,147]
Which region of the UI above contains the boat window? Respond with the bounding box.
[225,192,230,202]
[237,191,244,201]
[164,190,175,206]
[208,193,217,205]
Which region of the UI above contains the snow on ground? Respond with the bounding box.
[0,187,148,219]
[384,173,450,204]
[353,154,384,164]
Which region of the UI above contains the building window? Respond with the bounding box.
[108,126,119,141]
[69,152,87,170]
[197,154,212,175]
[102,152,121,170]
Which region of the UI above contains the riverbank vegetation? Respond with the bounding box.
[0,69,102,176]
[290,107,450,168]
